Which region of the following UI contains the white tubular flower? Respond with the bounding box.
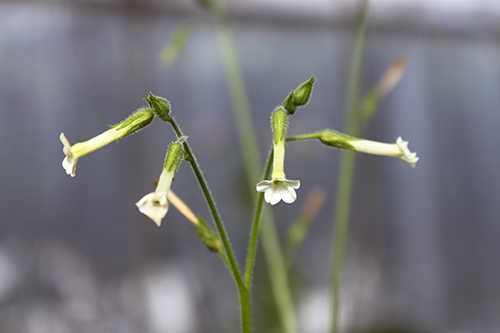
[319,131,419,167]
[60,108,154,177]
[256,108,300,205]
[136,137,185,226]
[348,136,419,167]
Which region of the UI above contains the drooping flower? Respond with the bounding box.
[256,107,300,205]
[136,137,185,226]
[135,192,169,227]
[60,108,154,177]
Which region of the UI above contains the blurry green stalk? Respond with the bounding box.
[206,1,298,332]
[328,1,369,333]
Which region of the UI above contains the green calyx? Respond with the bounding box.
[144,92,171,121]
[272,107,288,143]
[164,137,186,172]
[109,108,154,140]
[319,130,358,153]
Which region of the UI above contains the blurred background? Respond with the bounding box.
[1,0,500,332]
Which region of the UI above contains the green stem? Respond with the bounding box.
[260,209,298,333]
[244,149,274,288]
[286,133,321,142]
[207,2,298,332]
[328,1,369,333]
[167,117,251,333]
[216,246,231,269]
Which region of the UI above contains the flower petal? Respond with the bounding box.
[287,179,300,189]
[256,180,272,192]
[60,132,71,150]
[264,188,274,204]
[136,192,169,227]
[62,156,77,177]
[396,137,419,167]
[269,187,282,205]
[280,186,297,204]
[257,178,301,205]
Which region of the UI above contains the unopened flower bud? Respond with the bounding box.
[282,91,297,115]
[292,76,316,106]
[144,92,171,121]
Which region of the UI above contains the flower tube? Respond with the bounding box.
[256,108,300,205]
[60,108,154,177]
[319,130,419,167]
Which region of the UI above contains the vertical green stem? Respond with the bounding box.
[328,1,369,333]
[244,149,273,287]
[260,209,299,333]
[207,1,298,332]
[167,117,251,333]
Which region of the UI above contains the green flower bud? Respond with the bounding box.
[144,92,171,121]
[292,76,316,106]
[272,107,288,143]
[282,90,297,115]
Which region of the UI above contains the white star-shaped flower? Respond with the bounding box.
[135,192,169,227]
[256,178,301,205]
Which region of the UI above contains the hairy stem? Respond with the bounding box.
[244,149,274,288]
[167,117,251,333]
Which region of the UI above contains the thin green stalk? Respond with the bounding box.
[206,1,298,332]
[208,0,261,188]
[167,117,251,333]
[328,1,369,333]
[260,209,298,333]
[216,246,231,270]
[286,133,322,142]
[244,149,274,288]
